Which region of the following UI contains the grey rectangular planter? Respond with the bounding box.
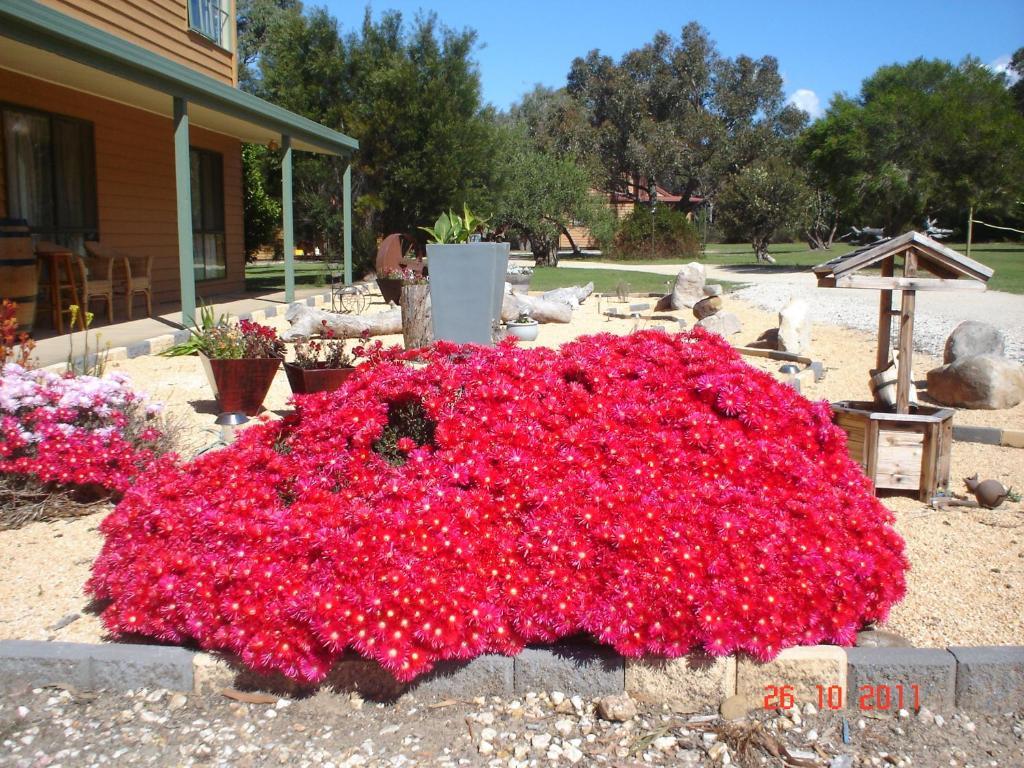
[427,242,509,345]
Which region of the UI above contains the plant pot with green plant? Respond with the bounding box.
[284,325,356,395]
[163,305,284,416]
[422,205,509,346]
[504,311,540,342]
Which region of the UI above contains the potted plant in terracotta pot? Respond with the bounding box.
[284,324,356,395]
[164,307,283,416]
[421,205,509,345]
[504,311,539,342]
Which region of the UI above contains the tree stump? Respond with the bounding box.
[400,283,432,349]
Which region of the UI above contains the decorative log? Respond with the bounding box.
[283,302,402,341]
[502,293,573,324]
[400,283,432,349]
[541,282,594,308]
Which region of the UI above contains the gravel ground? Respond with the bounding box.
[1,685,1021,768]
[731,280,1024,364]
[556,259,1024,362]
[2,291,1022,650]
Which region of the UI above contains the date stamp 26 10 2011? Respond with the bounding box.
[763,684,922,712]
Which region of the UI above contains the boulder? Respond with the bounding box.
[777,298,811,355]
[697,311,741,337]
[670,263,706,309]
[654,294,674,312]
[943,321,1005,364]
[926,354,1024,410]
[692,296,722,320]
[703,284,724,297]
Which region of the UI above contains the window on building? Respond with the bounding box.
[190,147,226,281]
[188,0,230,49]
[2,106,98,252]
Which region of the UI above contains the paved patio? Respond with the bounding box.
[27,286,331,368]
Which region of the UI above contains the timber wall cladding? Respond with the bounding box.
[38,0,236,85]
[0,71,245,304]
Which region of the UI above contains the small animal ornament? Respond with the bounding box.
[963,475,1010,509]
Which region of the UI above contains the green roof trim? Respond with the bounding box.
[0,0,357,156]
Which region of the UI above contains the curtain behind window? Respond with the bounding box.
[2,107,97,252]
[3,110,53,232]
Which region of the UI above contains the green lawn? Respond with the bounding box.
[245,260,330,292]
[531,267,676,294]
[589,241,1024,294]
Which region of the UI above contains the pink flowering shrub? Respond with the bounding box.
[89,330,907,683]
[0,364,165,499]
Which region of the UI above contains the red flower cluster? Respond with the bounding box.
[1,365,165,496]
[89,330,907,683]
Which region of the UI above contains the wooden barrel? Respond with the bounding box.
[0,219,37,332]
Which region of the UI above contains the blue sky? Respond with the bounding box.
[320,0,1022,117]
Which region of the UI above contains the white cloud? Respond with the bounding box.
[989,54,1020,85]
[787,88,823,119]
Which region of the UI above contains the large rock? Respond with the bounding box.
[927,354,1024,409]
[692,295,722,320]
[696,311,741,337]
[670,263,706,309]
[943,321,1005,364]
[777,298,811,355]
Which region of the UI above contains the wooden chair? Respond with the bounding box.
[73,253,115,325]
[85,242,153,320]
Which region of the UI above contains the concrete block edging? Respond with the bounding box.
[3,639,1023,713]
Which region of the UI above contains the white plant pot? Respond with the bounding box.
[427,242,510,345]
[505,321,539,341]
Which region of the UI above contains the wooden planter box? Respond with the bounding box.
[831,400,954,502]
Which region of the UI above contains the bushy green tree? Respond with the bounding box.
[563,23,806,210]
[240,6,500,266]
[490,128,610,266]
[717,157,810,262]
[611,205,700,261]
[802,57,1024,233]
[241,144,282,257]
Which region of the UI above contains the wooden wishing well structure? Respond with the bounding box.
[813,232,993,501]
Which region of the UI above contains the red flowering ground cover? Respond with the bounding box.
[89,330,907,683]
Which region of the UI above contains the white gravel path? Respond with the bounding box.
[554,259,1024,362]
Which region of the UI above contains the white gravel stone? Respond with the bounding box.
[555,719,573,737]
[652,736,677,751]
[531,733,552,749]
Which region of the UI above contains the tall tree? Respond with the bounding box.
[241,7,500,271]
[563,23,805,210]
[802,57,1024,233]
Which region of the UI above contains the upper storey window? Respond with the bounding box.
[188,0,231,50]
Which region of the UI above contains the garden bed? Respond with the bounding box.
[1,293,1021,657]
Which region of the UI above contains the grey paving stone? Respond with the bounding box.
[952,425,1001,445]
[87,643,194,691]
[126,341,152,358]
[413,655,514,698]
[514,645,624,697]
[949,646,1024,710]
[0,641,92,689]
[0,641,194,692]
[846,648,956,712]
